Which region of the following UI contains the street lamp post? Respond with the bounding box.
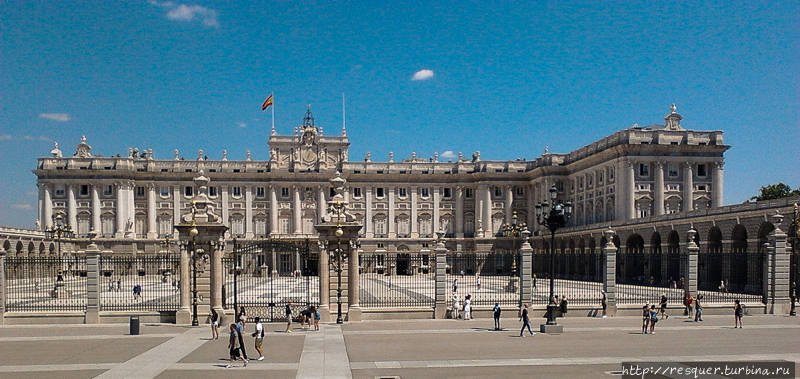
[45,214,75,259]
[188,223,200,326]
[334,225,344,324]
[501,211,527,277]
[535,185,572,326]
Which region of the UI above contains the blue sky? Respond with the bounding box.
[1,0,798,229]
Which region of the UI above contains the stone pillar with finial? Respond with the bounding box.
[519,228,533,307]
[434,229,448,319]
[768,211,790,314]
[686,228,700,298]
[603,227,618,316]
[0,246,6,325]
[85,230,101,324]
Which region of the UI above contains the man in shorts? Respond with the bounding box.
[253,317,265,361]
[227,323,247,368]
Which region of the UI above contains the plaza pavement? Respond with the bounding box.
[0,313,798,379]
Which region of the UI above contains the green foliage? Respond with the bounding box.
[750,183,800,201]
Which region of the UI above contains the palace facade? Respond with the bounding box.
[33,105,728,255]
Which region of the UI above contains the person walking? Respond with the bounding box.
[560,296,569,317]
[734,299,743,328]
[226,323,247,368]
[641,304,651,334]
[694,295,704,322]
[518,303,534,337]
[659,294,669,319]
[649,304,659,334]
[601,290,608,318]
[463,294,472,320]
[451,295,460,320]
[252,317,265,361]
[235,317,249,360]
[238,306,247,326]
[684,291,694,318]
[493,303,502,330]
[210,307,220,340]
[285,301,293,333]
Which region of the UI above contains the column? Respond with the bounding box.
[0,249,6,324]
[683,163,694,212]
[476,184,486,237]
[626,161,635,220]
[432,186,441,233]
[176,240,191,324]
[172,185,181,238]
[293,186,302,234]
[410,186,418,238]
[67,184,77,229]
[91,185,101,233]
[210,240,224,313]
[654,162,665,215]
[318,186,327,222]
[128,182,135,236]
[388,187,396,238]
[433,239,447,319]
[712,161,724,207]
[269,186,278,234]
[365,187,373,238]
[85,244,100,324]
[348,243,362,321]
[455,186,464,238]
[504,185,513,223]
[526,184,535,228]
[603,228,618,316]
[147,184,157,239]
[116,182,126,238]
[686,228,699,297]
[318,241,330,321]
[614,162,625,222]
[768,213,790,314]
[520,237,533,307]
[484,185,493,236]
[245,186,254,238]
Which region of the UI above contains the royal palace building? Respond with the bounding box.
[34,105,728,257]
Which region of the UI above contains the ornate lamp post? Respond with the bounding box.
[501,211,527,276]
[329,200,348,324]
[188,223,201,326]
[45,214,75,259]
[535,184,572,326]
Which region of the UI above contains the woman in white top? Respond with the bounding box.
[452,295,460,319]
[463,294,472,320]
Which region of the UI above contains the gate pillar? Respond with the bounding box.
[0,247,6,325]
[768,212,791,314]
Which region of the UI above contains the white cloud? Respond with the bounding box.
[440,151,457,159]
[39,113,71,122]
[11,204,32,210]
[411,69,434,81]
[0,135,51,141]
[150,1,219,28]
[237,122,248,128]
[0,135,12,140]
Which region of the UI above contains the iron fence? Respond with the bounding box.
[4,256,87,312]
[360,253,436,307]
[698,251,764,303]
[615,248,684,305]
[99,255,180,311]
[531,250,604,306]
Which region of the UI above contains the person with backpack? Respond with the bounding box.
[252,317,265,361]
[694,295,704,322]
[493,303,502,330]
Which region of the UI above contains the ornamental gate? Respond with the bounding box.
[222,240,319,322]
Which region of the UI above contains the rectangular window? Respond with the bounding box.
[209,186,218,197]
[465,188,473,198]
[421,188,430,198]
[398,188,407,197]
[233,187,242,197]
[443,187,452,198]
[638,209,650,218]
[697,164,707,177]
[698,185,707,191]
[588,175,593,186]
[256,187,265,197]
[136,186,145,197]
[639,163,650,177]
[515,186,524,197]
[184,186,193,197]
[609,169,615,180]
[160,186,169,197]
[494,186,502,197]
[668,164,679,177]
[281,187,289,198]
[104,185,113,196]
[376,188,385,198]
[598,171,604,183]
[80,185,89,196]
[352,188,362,198]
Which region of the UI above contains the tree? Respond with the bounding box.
[750,183,800,201]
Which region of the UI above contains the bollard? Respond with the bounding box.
[129,316,140,335]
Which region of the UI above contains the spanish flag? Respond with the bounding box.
[261,94,274,111]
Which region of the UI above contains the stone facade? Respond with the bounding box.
[30,105,728,258]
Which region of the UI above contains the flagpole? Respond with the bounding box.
[342,93,346,137]
[271,92,275,135]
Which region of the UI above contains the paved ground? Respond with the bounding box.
[0,314,798,378]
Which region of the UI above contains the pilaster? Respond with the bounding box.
[245,186,254,238]
[684,163,694,212]
[348,244,362,321]
[85,244,101,324]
